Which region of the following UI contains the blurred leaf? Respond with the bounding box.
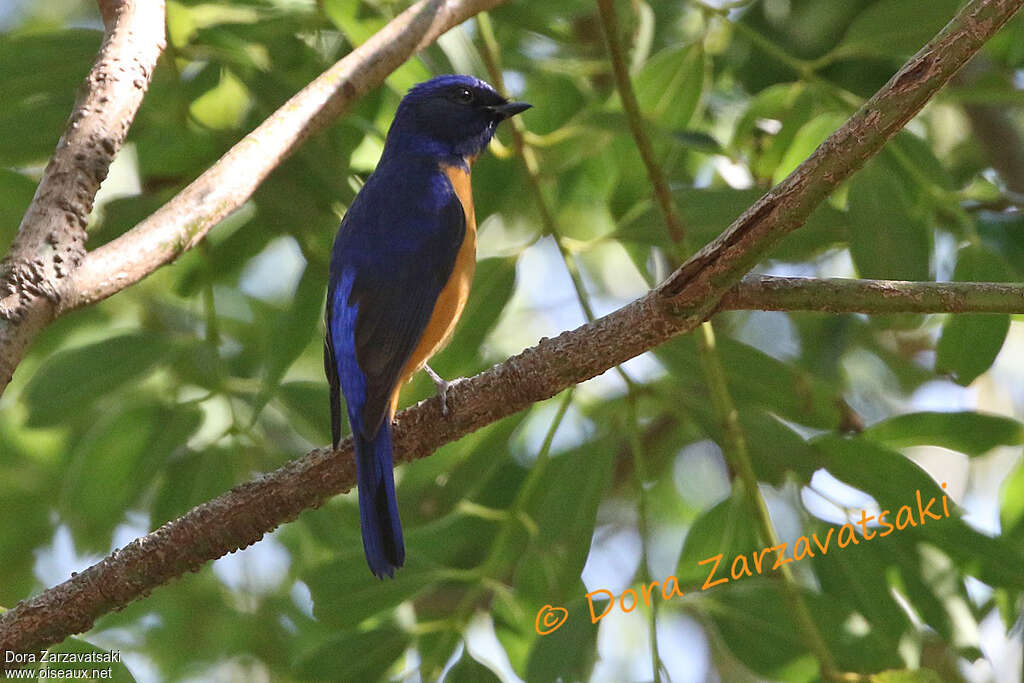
[0,169,36,249]
[189,68,252,130]
[22,333,173,428]
[278,381,333,445]
[863,411,1023,456]
[633,43,705,130]
[151,445,239,527]
[847,157,932,280]
[292,626,408,681]
[814,435,1024,591]
[835,0,961,59]
[43,637,137,682]
[303,552,437,627]
[445,648,502,683]
[703,580,901,679]
[514,433,615,603]
[524,595,599,683]
[0,29,101,165]
[936,243,1014,385]
[1001,458,1024,542]
[773,111,848,184]
[62,402,201,549]
[257,264,324,410]
[677,487,758,586]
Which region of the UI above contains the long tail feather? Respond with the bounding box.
[352,418,405,578]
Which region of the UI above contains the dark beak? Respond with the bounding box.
[488,101,531,120]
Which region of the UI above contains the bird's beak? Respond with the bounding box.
[488,101,532,120]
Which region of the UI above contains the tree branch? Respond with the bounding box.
[1,0,1022,662]
[656,0,1023,319]
[63,0,507,313]
[0,0,166,393]
[721,276,1024,314]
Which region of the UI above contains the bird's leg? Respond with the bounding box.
[423,364,461,417]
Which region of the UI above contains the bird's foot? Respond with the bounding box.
[424,365,465,417]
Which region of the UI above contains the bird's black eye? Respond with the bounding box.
[454,88,474,104]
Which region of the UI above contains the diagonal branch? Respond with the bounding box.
[0,0,166,392]
[1,0,1022,663]
[63,0,508,312]
[0,0,508,400]
[655,0,1024,319]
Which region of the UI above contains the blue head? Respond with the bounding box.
[382,75,530,164]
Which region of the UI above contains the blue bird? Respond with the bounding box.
[325,75,530,578]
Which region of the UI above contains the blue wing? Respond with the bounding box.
[325,162,466,444]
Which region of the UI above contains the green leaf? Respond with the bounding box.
[524,595,599,683]
[151,445,240,527]
[0,30,102,165]
[445,648,503,683]
[22,333,173,428]
[847,157,931,280]
[41,637,137,682]
[863,411,1023,456]
[633,43,705,130]
[677,487,759,586]
[835,0,961,59]
[62,402,201,550]
[773,112,848,184]
[514,433,616,603]
[257,264,325,411]
[291,626,408,681]
[814,435,1024,591]
[936,243,1014,385]
[277,381,333,446]
[303,552,437,627]
[0,169,36,249]
[1001,458,1024,542]
[703,580,901,679]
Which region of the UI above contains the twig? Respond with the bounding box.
[720,275,1024,314]
[596,0,685,244]
[0,0,166,392]
[697,321,841,680]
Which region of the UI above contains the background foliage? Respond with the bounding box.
[2,0,1024,680]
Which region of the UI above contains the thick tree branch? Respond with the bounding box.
[1,0,1022,662]
[721,276,1024,314]
[656,0,1023,319]
[0,0,165,393]
[63,0,507,313]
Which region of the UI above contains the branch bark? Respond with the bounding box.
[0,0,508,400]
[721,276,1024,314]
[1,0,1022,663]
[63,0,507,311]
[0,0,166,392]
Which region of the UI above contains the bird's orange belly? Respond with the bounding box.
[390,162,477,415]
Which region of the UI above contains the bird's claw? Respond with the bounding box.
[424,365,464,417]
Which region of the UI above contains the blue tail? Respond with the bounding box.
[353,417,405,579]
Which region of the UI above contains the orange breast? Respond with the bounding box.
[389,160,477,416]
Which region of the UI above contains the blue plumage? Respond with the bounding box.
[325,75,529,578]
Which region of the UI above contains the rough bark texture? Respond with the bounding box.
[0,0,166,393]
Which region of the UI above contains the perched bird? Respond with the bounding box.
[325,75,530,578]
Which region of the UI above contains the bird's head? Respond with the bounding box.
[385,75,530,163]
